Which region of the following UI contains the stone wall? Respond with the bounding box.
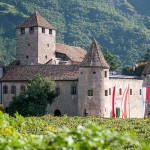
[47,81,78,116]
[2,80,78,116]
[104,78,143,118]
[2,82,27,107]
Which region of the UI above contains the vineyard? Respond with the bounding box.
[0,111,150,149]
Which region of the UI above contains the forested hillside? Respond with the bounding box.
[0,0,150,66]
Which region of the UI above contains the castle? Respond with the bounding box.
[0,12,150,118]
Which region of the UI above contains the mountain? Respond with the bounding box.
[0,0,150,66]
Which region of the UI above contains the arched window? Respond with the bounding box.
[3,85,8,94]
[11,85,16,94]
[71,84,77,95]
[20,85,25,92]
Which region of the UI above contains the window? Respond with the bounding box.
[109,88,111,95]
[45,55,47,59]
[42,28,45,33]
[88,90,93,96]
[130,89,132,95]
[28,43,30,46]
[11,85,16,94]
[104,71,107,78]
[56,87,60,95]
[49,29,52,34]
[3,85,8,94]
[93,71,96,74]
[47,44,49,47]
[29,27,34,34]
[21,28,25,34]
[71,85,77,95]
[140,89,141,95]
[26,55,29,59]
[20,85,25,92]
[119,88,122,95]
[105,90,108,96]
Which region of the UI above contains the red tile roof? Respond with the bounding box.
[81,40,109,68]
[2,65,79,81]
[56,43,86,63]
[17,12,55,29]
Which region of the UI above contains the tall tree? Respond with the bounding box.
[103,48,120,71]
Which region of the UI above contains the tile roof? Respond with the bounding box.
[142,60,150,74]
[81,40,109,68]
[2,65,79,81]
[56,43,87,63]
[17,12,55,29]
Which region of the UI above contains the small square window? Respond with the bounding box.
[29,27,34,34]
[11,85,16,94]
[42,28,45,33]
[47,44,49,47]
[119,88,122,95]
[88,90,93,96]
[104,71,107,78]
[26,55,29,59]
[93,71,96,74]
[3,85,8,94]
[139,89,141,95]
[21,28,25,34]
[20,85,25,92]
[71,86,77,95]
[49,29,52,34]
[109,88,111,95]
[130,89,132,95]
[105,90,108,96]
[45,55,47,59]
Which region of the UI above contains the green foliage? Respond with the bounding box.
[1,112,150,149]
[7,76,57,116]
[143,49,150,62]
[134,62,147,77]
[122,66,134,76]
[103,48,120,71]
[116,107,120,118]
[0,0,150,66]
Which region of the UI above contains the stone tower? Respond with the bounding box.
[78,40,110,117]
[16,12,56,65]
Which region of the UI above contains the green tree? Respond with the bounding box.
[134,62,147,77]
[7,76,57,116]
[122,66,134,76]
[103,48,120,71]
[143,49,150,62]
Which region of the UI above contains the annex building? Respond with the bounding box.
[0,12,150,118]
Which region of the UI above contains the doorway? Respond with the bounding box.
[54,109,61,116]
